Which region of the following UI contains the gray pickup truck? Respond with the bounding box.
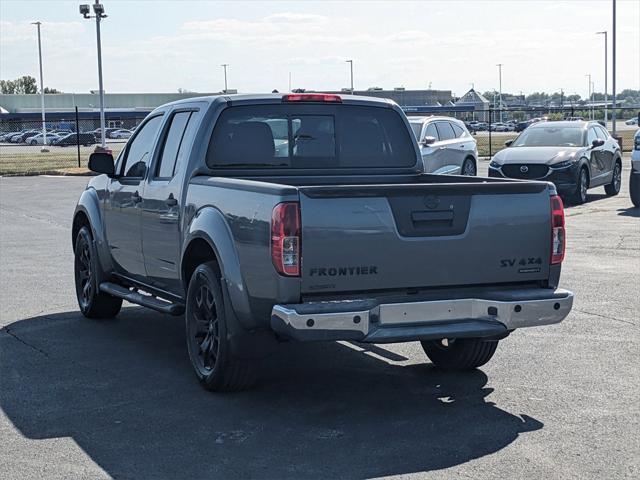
[73,93,573,391]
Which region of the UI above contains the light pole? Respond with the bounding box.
[496,63,503,122]
[596,31,608,126]
[346,59,353,94]
[611,0,617,135]
[221,64,228,92]
[585,74,592,119]
[31,21,48,151]
[80,2,107,149]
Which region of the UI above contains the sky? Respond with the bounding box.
[1,0,639,98]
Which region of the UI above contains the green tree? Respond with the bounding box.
[0,76,38,94]
[43,87,61,94]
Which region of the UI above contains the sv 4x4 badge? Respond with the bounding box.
[500,257,543,274]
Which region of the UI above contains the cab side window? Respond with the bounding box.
[596,125,609,140]
[587,127,598,146]
[122,115,164,178]
[450,122,466,138]
[156,111,195,179]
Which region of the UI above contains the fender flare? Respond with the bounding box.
[73,187,114,281]
[182,206,253,329]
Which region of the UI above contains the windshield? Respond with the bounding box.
[512,126,585,147]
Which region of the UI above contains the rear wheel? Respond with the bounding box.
[570,167,589,204]
[461,157,477,176]
[604,161,622,196]
[30,140,37,146]
[74,226,122,318]
[185,262,254,392]
[421,338,498,370]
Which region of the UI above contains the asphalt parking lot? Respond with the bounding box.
[1,160,638,479]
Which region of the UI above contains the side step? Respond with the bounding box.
[99,282,185,316]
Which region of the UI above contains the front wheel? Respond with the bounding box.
[74,226,122,318]
[421,338,498,370]
[570,167,589,205]
[461,158,477,176]
[604,161,622,196]
[185,262,255,392]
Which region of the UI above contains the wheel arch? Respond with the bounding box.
[181,207,252,326]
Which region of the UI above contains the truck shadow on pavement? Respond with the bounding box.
[1,308,543,479]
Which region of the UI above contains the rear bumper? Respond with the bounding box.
[271,288,573,343]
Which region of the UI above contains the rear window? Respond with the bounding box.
[206,104,416,169]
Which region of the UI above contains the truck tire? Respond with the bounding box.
[604,160,622,196]
[74,226,122,319]
[185,262,255,392]
[631,172,640,207]
[421,338,498,370]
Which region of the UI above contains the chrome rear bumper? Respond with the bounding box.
[271,288,573,343]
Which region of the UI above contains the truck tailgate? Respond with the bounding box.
[299,181,552,294]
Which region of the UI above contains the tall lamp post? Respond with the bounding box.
[80,2,107,149]
[585,74,592,119]
[596,31,608,126]
[611,0,617,135]
[345,59,354,94]
[496,63,503,122]
[31,21,48,152]
[221,64,229,92]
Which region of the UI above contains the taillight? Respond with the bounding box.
[550,195,565,264]
[282,93,342,103]
[271,202,301,276]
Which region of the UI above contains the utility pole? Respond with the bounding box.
[288,71,291,92]
[496,63,503,122]
[596,31,608,126]
[221,64,228,92]
[31,21,48,151]
[612,0,617,135]
[346,59,354,94]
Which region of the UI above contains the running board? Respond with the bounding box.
[99,282,185,316]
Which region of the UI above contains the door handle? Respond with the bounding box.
[165,194,178,207]
[132,191,142,204]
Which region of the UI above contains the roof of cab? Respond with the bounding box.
[155,93,398,111]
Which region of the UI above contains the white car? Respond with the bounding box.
[625,117,638,126]
[408,116,478,175]
[25,133,61,145]
[110,129,133,139]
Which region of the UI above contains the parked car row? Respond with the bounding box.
[0,129,98,146]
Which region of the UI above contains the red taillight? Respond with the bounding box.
[550,195,565,264]
[282,93,342,103]
[271,202,301,276]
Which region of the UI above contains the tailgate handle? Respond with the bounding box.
[411,210,454,223]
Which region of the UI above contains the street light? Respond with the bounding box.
[496,63,503,122]
[596,31,608,126]
[221,64,229,92]
[611,0,617,135]
[345,59,353,94]
[80,1,108,149]
[31,21,48,152]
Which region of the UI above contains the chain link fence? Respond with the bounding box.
[0,111,147,175]
[406,106,639,158]
[1,105,638,175]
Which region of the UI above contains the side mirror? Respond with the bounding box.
[88,152,115,176]
[591,138,605,148]
[504,139,514,147]
[421,136,437,146]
